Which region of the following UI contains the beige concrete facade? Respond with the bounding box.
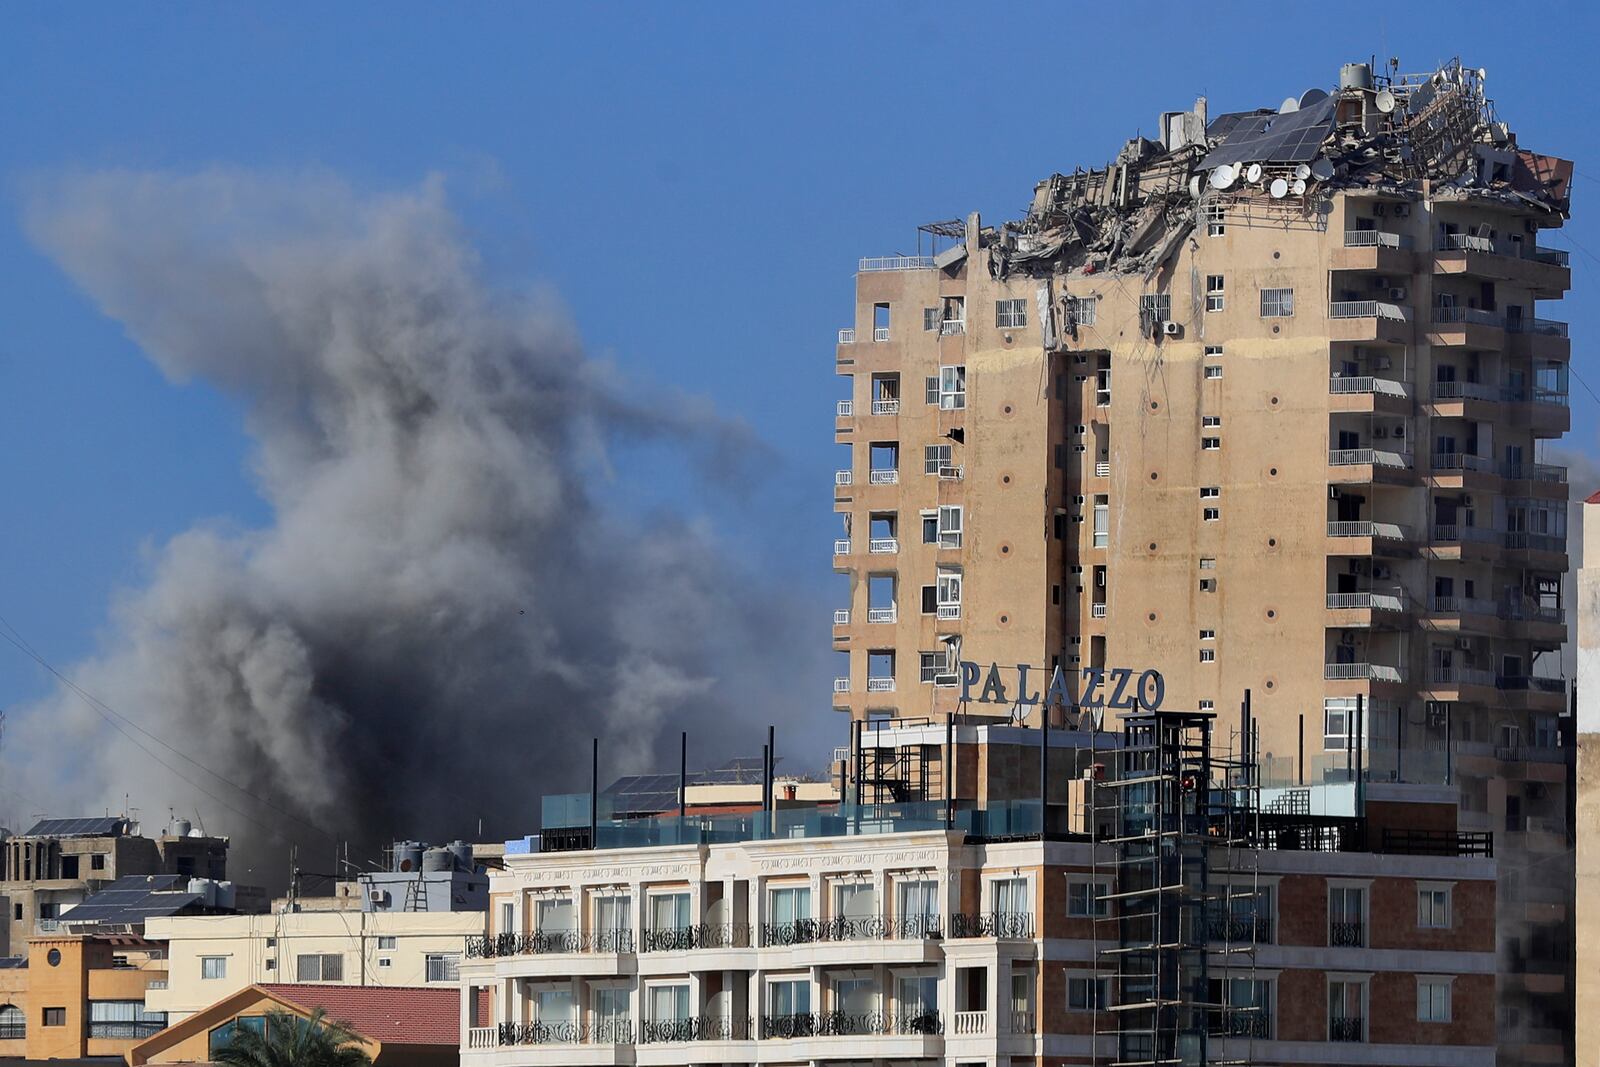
[144,909,485,1022]
[1575,493,1600,1066]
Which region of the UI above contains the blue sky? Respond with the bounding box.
[3,2,1599,720]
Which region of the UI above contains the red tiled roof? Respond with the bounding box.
[1585,488,1600,505]
[259,984,458,1046]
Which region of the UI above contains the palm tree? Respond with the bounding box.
[212,1008,372,1067]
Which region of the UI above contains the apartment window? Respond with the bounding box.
[1329,885,1366,947]
[1203,507,1220,522]
[1204,365,1224,380]
[1199,700,1215,711]
[936,568,962,614]
[1199,649,1216,663]
[938,365,967,410]
[1202,437,1221,450]
[1200,486,1219,499]
[538,897,575,936]
[919,651,949,684]
[768,885,812,929]
[593,988,630,1041]
[921,511,938,545]
[896,879,940,936]
[649,892,690,937]
[1205,275,1225,312]
[1200,578,1217,593]
[996,298,1028,328]
[1199,629,1215,640]
[1417,977,1451,1023]
[768,977,810,1017]
[1202,415,1221,428]
[201,956,227,980]
[425,953,460,983]
[924,444,951,475]
[11,905,18,921]
[1066,296,1098,326]
[1328,978,1367,1041]
[1324,698,1353,750]
[648,984,689,1026]
[1139,293,1171,321]
[923,307,940,332]
[921,585,937,614]
[924,376,939,404]
[1067,974,1111,1011]
[377,936,397,950]
[377,958,391,968]
[1199,557,1216,569]
[1204,345,1223,358]
[1260,287,1295,318]
[1418,884,1452,929]
[296,953,343,982]
[991,876,1029,919]
[1092,496,1109,548]
[873,302,890,339]
[1205,203,1226,237]
[937,506,963,548]
[1067,882,1107,917]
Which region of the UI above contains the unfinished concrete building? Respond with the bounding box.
[831,59,1573,1065]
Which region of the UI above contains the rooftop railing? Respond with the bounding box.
[859,256,934,272]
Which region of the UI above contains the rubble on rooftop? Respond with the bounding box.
[987,58,1573,283]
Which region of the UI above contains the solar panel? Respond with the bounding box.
[58,874,201,926]
[23,817,128,838]
[1199,95,1338,170]
[601,757,775,814]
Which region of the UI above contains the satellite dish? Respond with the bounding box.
[1294,163,1312,180]
[1209,165,1237,190]
[1477,68,1487,82]
[1292,178,1307,195]
[1279,96,1300,114]
[1299,88,1329,108]
[1269,177,1289,199]
[1188,175,1203,198]
[1310,157,1336,181]
[1375,89,1396,114]
[1245,163,1263,184]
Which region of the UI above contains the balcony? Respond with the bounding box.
[834,677,851,693]
[1328,375,1410,414]
[1008,1011,1036,1035]
[873,327,890,342]
[1327,448,1414,485]
[866,676,895,692]
[952,1011,988,1036]
[833,539,851,556]
[1212,1011,1270,1039]
[1094,461,1110,477]
[939,319,966,336]
[872,399,900,416]
[1091,603,1107,619]
[1429,595,1499,622]
[88,1021,164,1040]
[868,538,898,554]
[1326,591,1404,615]
[1327,520,1412,551]
[937,603,961,621]
[859,256,934,272]
[1508,316,1571,360]
[760,1010,941,1039]
[948,911,1035,939]
[1432,235,1570,296]
[838,328,856,344]
[1327,300,1412,344]
[866,607,898,624]
[1426,524,1503,561]
[1328,1016,1366,1042]
[1333,230,1416,273]
[835,470,853,486]
[836,400,853,417]
[833,609,850,626]
[869,468,899,485]
[642,1016,753,1043]
[466,930,635,958]
[1428,305,1505,348]
[1346,229,1413,249]
[490,1020,636,1047]
[1431,666,1496,690]
[642,922,753,952]
[1324,663,1403,683]
[1205,912,1274,945]
[1329,920,1365,947]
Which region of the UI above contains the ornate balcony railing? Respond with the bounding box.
[1212,1010,1269,1038]
[949,911,1034,939]
[88,1021,164,1040]
[466,929,634,958]
[1328,920,1364,947]
[496,1019,635,1046]
[1204,912,1274,944]
[641,922,753,952]
[639,1015,752,1044]
[760,1010,943,1038]
[1329,1015,1365,1042]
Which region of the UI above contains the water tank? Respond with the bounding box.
[215,881,237,910]
[188,878,218,907]
[172,819,192,838]
[393,841,424,873]
[422,847,454,873]
[1340,63,1373,91]
[447,840,473,872]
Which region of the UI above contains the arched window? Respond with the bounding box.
[0,1003,26,1039]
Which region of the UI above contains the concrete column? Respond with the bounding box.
[459,981,472,1037]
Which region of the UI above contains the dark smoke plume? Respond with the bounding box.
[14,170,824,873]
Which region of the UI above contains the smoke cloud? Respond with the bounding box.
[14,170,825,873]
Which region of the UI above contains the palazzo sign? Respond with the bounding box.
[958,661,1165,722]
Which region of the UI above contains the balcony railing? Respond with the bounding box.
[868,537,898,554]
[1329,1015,1366,1042]
[1009,1010,1036,1035]
[495,1020,635,1046]
[1431,380,1499,402]
[1428,523,1500,544]
[937,603,961,620]
[1508,316,1568,337]
[1324,663,1403,683]
[1431,451,1493,473]
[1344,229,1412,249]
[838,328,856,344]
[953,1011,989,1036]
[1091,603,1107,619]
[1329,375,1409,398]
[836,400,853,417]
[873,327,891,342]
[1497,675,1566,695]
[1531,246,1570,266]
[1504,530,1565,553]
[1326,592,1403,612]
[1440,233,1496,253]
[1205,912,1274,944]
[872,399,900,416]
[833,539,850,555]
[466,930,635,957]
[640,1015,752,1043]
[869,468,899,485]
[833,609,850,626]
[1431,305,1503,328]
[760,1010,942,1039]
[866,607,897,624]
[939,319,966,336]
[833,677,850,693]
[1430,595,1497,616]
[1329,300,1410,320]
[1432,666,1495,688]
[1094,460,1110,476]
[1327,520,1410,541]
[1328,448,1411,469]
[949,911,1035,939]
[859,255,934,272]
[835,469,853,486]
[1329,920,1364,947]
[642,922,753,952]
[87,1021,164,1040]
[866,676,895,692]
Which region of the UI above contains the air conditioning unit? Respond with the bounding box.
[1374,203,1388,217]
[1389,287,1407,301]
[1374,426,1388,438]
[1163,320,1182,337]
[1455,637,1473,651]
[1394,203,1411,217]
[368,890,387,904]
[1393,425,1405,438]
[1374,277,1391,289]
[1426,702,1450,727]
[1374,355,1392,370]
[1462,495,1476,508]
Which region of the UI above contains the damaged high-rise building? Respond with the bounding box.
[832,59,1573,1064]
